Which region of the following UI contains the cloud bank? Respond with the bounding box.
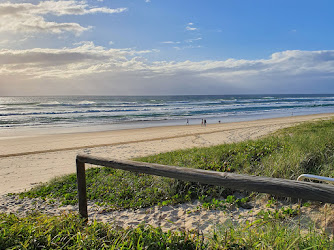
[0,1,127,35]
[1,42,334,95]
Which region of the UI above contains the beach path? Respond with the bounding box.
[0,113,333,195]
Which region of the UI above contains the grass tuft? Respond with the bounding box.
[0,213,204,249]
[1,211,334,249]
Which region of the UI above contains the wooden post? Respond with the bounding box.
[76,158,88,219]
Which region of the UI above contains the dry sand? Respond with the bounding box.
[2,193,332,234]
[1,113,334,233]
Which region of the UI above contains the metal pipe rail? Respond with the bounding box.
[76,154,334,219]
[297,174,334,184]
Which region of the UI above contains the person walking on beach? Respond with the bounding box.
[186,119,189,125]
[204,119,207,126]
[201,119,204,126]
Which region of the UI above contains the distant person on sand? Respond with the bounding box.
[186,119,189,125]
[201,119,204,126]
[204,119,207,126]
[219,120,221,124]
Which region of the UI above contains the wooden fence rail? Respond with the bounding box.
[76,154,334,219]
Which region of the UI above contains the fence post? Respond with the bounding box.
[76,158,88,219]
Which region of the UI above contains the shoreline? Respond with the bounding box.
[1,112,334,158]
[0,113,333,195]
[1,109,333,140]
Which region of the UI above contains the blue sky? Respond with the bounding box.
[0,0,334,95]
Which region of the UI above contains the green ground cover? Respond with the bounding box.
[1,209,334,249]
[0,213,203,249]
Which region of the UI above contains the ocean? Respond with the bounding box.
[1,95,334,138]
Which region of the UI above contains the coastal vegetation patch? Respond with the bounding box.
[0,213,203,249]
[1,209,334,249]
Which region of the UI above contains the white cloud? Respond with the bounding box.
[161,41,180,44]
[186,22,198,31]
[0,37,28,48]
[0,39,11,47]
[0,1,127,35]
[162,37,201,50]
[185,37,202,43]
[0,42,154,79]
[164,37,202,50]
[186,26,197,31]
[1,46,334,95]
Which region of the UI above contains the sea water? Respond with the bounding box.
[1,95,334,138]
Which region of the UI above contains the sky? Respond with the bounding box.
[0,0,334,96]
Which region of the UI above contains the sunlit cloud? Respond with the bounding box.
[1,43,334,95]
[0,42,155,79]
[0,1,127,35]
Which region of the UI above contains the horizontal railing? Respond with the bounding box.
[76,154,334,219]
[297,174,334,184]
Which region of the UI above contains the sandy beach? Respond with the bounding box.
[1,113,334,234]
[1,113,334,195]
